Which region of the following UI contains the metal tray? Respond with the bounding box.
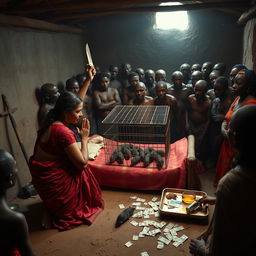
[159,188,209,219]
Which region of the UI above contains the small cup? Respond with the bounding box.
[182,191,196,204]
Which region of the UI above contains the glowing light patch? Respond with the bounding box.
[154,2,188,31]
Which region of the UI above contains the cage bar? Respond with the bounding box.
[102,105,171,169]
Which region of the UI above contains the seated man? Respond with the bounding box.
[128,82,153,105]
[0,149,35,256]
[189,105,256,255]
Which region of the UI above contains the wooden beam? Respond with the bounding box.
[46,1,249,22]
[238,5,256,24]
[3,0,171,15]
[0,14,84,34]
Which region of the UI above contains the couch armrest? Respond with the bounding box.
[186,134,202,190]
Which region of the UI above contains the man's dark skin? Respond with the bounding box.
[190,70,203,88]
[154,81,177,122]
[135,67,145,82]
[128,82,153,105]
[93,74,121,118]
[109,65,122,92]
[187,80,212,134]
[38,83,60,128]
[201,61,213,81]
[212,62,226,76]
[187,80,212,160]
[0,150,35,256]
[191,63,202,73]
[145,69,156,98]
[180,63,191,84]
[123,72,140,105]
[168,71,193,140]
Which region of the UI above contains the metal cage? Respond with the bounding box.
[102,105,171,169]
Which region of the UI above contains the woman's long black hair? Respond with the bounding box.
[38,91,82,136]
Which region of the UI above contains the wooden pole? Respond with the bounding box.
[1,94,30,167]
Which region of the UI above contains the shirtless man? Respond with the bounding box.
[180,63,191,84]
[135,68,145,83]
[93,72,121,134]
[0,149,35,256]
[187,80,212,160]
[154,81,178,141]
[201,61,213,88]
[76,73,86,87]
[212,62,226,76]
[66,78,80,94]
[168,71,193,142]
[191,63,202,73]
[109,65,122,94]
[155,69,171,89]
[154,81,177,107]
[123,72,140,105]
[128,82,153,105]
[145,69,156,98]
[209,76,234,162]
[37,83,60,128]
[189,70,203,88]
[207,70,221,100]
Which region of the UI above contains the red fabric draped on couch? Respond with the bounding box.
[88,137,202,190]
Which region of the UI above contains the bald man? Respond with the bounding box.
[168,71,193,142]
[180,63,191,84]
[187,80,212,160]
[155,69,171,89]
[0,150,35,256]
[128,82,153,105]
[145,69,156,98]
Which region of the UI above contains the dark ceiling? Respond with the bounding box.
[0,0,254,28]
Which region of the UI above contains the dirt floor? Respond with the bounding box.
[11,167,216,256]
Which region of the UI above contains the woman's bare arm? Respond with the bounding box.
[77,65,96,100]
[64,118,90,170]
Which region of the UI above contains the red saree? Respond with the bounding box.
[29,124,104,231]
[214,97,256,185]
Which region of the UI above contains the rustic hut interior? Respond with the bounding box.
[0,0,255,255]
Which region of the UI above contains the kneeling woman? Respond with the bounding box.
[29,91,104,231]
